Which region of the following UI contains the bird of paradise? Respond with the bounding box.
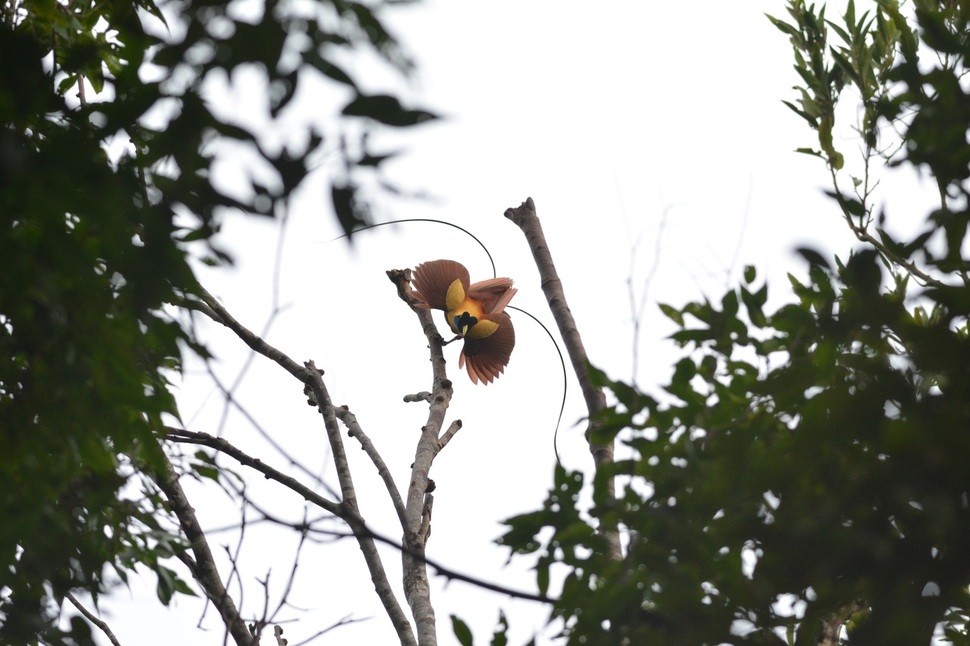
[410,259,516,384]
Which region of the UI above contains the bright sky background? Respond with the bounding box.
[83,0,941,644]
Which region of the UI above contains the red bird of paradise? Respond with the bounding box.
[410,259,517,384]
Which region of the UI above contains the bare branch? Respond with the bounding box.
[181,284,418,643]
[504,198,607,438]
[303,362,359,509]
[167,420,417,646]
[65,592,121,646]
[247,494,556,605]
[336,404,409,529]
[436,420,462,452]
[193,285,311,382]
[151,453,254,646]
[267,512,310,624]
[310,525,556,604]
[387,267,456,646]
[166,427,342,515]
[418,494,433,544]
[288,614,371,646]
[167,426,555,605]
[504,197,620,559]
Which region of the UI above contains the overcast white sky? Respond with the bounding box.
[83,1,943,644]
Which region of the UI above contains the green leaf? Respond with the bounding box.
[658,302,684,326]
[342,93,438,127]
[490,610,509,646]
[743,265,757,284]
[359,150,401,167]
[155,565,177,605]
[721,290,739,317]
[451,615,474,646]
[741,283,768,327]
[824,190,865,216]
[795,247,832,271]
[826,19,851,45]
[829,47,863,89]
[318,58,358,89]
[782,100,818,127]
[536,561,550,598]
[766,14,801,39]
[331,182,368,237]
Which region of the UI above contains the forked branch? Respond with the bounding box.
[188,288,417,646]
[387,267,457,646]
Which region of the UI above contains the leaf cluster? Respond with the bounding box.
[768,0,912,168]
[499,2,970,643]
[0,0,432,641]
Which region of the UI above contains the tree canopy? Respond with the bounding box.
[500,1,970,643]
[1,0,431,642]
[6,0,970,644]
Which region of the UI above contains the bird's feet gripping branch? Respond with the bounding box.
[409,259,516,385]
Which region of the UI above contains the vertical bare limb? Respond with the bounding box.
[388,268,458,646]
[504,197,621,559]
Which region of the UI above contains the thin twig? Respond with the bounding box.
[65,592,122,646]
[194,286,309,381]
[336,404,409,529]
[629,203,673,386]
[830,170,946,289]
[225,483,249,639]
[268,511,310,623]
[437,420,462,452]
[167,427,341,515]
[289,614,370,646]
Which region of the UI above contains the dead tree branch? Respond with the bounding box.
[336,405,409,529]
[166,427,554,604]
[187,289,418,646]
[387,267,459,646]
[169,402,417,645]
[504,197,620,559]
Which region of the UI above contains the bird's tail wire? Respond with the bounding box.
[330,217,568,467]
[506,304,567,467]
[327,218,496,279]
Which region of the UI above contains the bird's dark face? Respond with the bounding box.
[452,311,479,336]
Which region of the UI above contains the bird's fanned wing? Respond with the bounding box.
[459,312,515,385]
[468,278,516,315]
[411,259,470,310]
